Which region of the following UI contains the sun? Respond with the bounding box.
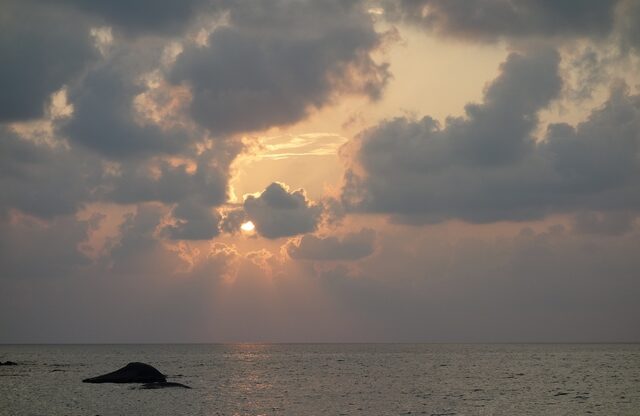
[240,221,255,232]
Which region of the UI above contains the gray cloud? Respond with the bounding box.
[343,49,640,224]
[288,228,376,261]
[572,211,637,236]
[384,0,620,42]
[52,0,210,37]
[161,199,221,240]
[2,222,640,342]
[107,204,184,274]
[170,0,390,135]
[0,126,100,219]
[106,150,230,207]
[0,214,98,279]
[0,1,96,122]
[244,182,323,239]
[316,225,640,342]
[61,52,192,159]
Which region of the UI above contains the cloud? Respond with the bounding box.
[244,182,323,239]
[55,0,210,37]
[343,47,580,223]
[0,126,100,219]
[106,150,230,206]
[384,0,621,42]
[169,0,390,135]
[572,211,637,235]
[60,50,194,159]
[0,214,98,279]
[0,1,97,122]
[161,199,221,240]
[107,204,185,274]
[343,48,640,224]
[287,228,376,261]
[3,221,640,342]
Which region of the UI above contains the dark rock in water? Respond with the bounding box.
[83,362,166,384]
[137,382,192,389]
[0,361,18,366]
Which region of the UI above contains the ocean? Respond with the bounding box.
[1,344,639,415]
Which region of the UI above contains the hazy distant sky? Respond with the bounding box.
[1,0,640,342]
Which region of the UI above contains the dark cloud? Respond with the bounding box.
[161,199,221,240]
[244,182,322,239]
[106,150,229,206]
[52,0,210,37]
[0,127,99,219]
[61,52,192,159]
[0,1,96,122]
[384,0,620,41]
[342,49,640,223]
[170,0,390,135]
[288,228,376,261]
[616,0,640,55]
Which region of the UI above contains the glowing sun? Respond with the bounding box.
[240,221,255,232]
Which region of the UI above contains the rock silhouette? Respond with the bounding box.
[83,362,166,384]
[0,361,18,366]
[138,382,192,389]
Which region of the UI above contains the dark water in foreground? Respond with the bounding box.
[0,344,639,415]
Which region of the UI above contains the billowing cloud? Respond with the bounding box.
[384,0,621,42]
[169,0,390,135]
[287,228,376,261]
[244,182,323,239]
[0,1,96,122]
[344,47,578,223]
[343,48,640,224]
[60,51,193,159]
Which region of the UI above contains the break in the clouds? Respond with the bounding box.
[243,183,323,239]
[287,228,376,261]
[342,47,640,225]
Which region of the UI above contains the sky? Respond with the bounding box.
[1,0,640,343]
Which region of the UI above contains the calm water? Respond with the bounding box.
[0,344,639,415]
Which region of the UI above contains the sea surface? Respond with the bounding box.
[0,344,639,415]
